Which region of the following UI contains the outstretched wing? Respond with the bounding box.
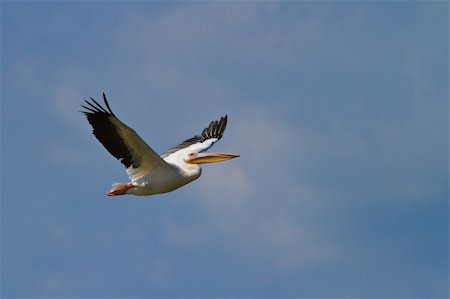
[161,115,228,158]
[81,93,170,181]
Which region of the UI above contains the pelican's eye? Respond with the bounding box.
[188,152,196,158]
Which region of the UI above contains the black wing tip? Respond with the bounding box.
[79,104,97,115]
[200,114,229,140]
[102,92,115,116]
[80,93,115,117]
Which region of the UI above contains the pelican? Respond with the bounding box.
[81,93,239,196]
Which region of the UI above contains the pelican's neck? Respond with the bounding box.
[163,149,202,180]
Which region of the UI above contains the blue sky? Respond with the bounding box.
[1,1,448,298]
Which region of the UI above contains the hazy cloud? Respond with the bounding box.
[2,1,447,297]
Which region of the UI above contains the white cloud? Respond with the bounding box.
[44,273,64,294]
[51,70,89,130]
[42,141,87,169]
[152,112,343,270]
[111,2,327,108]
[145,258,172,289]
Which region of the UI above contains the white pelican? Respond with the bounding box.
[81,93,239,196]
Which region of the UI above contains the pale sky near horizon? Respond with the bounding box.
[2,1,449,297]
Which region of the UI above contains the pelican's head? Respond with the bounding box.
[185,151,240,164]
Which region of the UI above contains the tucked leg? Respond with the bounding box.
[107,182,135,196]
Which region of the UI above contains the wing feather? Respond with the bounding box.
[81,93,169,181]
[161,115,228,158]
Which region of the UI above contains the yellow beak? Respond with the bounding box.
[187,152,240,164]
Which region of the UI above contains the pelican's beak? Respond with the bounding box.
[187,152,240,164]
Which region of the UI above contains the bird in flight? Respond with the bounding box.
[81,93,239,196]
